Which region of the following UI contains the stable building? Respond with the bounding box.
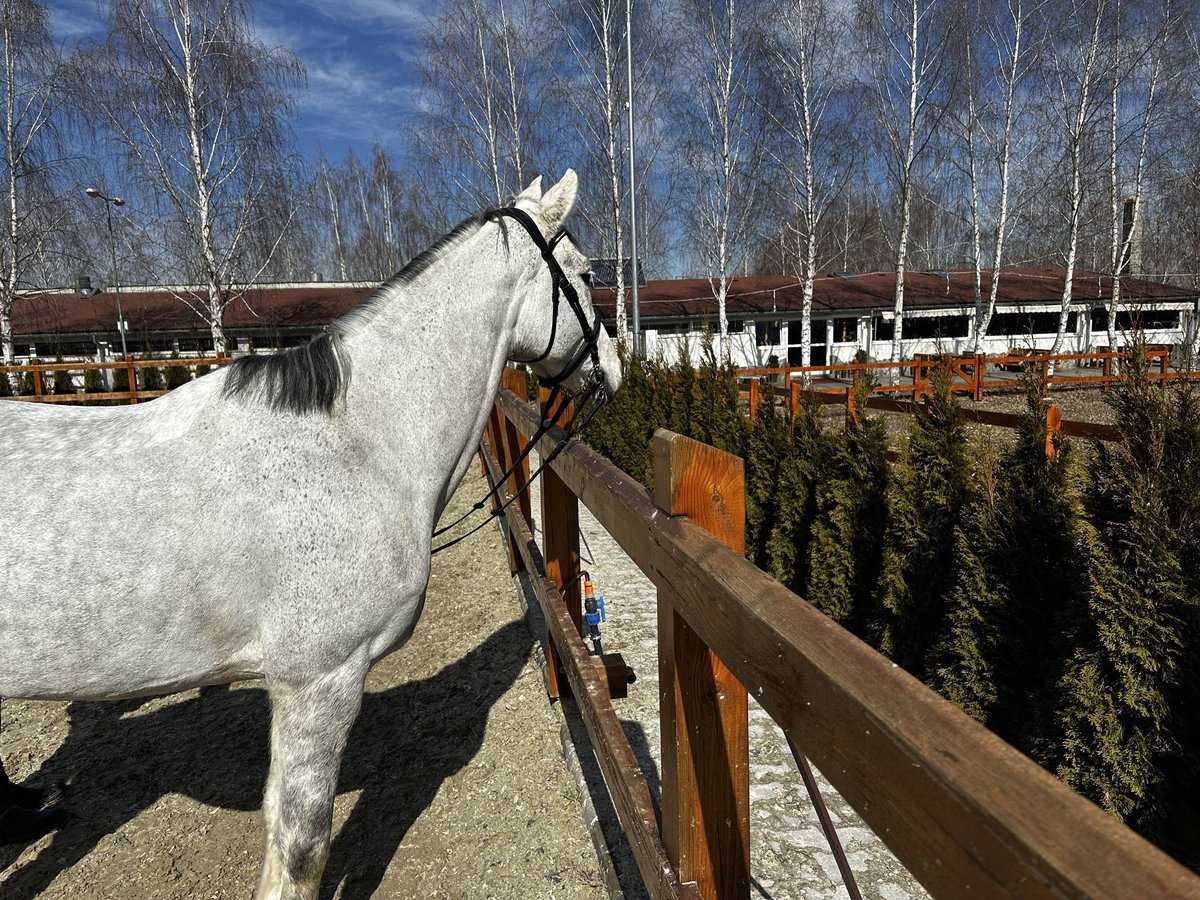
[7,267,1199,367]
[590,267,1200,367]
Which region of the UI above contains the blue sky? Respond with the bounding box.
[48,0,433,163]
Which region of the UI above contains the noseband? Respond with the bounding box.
[431,204,610,555]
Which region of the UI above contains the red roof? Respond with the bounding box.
[13,284,373,336]
[592,268,1195,320]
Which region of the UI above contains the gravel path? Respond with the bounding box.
[0,470,605,900]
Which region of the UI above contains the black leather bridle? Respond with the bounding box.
[431,204,610,555]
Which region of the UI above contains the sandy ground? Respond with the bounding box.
[0,471,605,900]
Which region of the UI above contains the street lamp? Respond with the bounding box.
[84,187,128,361]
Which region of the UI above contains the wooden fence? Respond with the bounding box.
[751,381,1113,457]
[0,355,232,405]
[741,346,1193,404]
[483,367,1200,899]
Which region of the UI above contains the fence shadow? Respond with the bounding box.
[0,620,532,900]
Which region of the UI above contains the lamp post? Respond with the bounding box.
[626,0,641,355]
[84,187,128,362]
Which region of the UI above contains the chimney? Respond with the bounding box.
[311,272,324,283]
[75,275,94,296]
[1121,198,1143,276]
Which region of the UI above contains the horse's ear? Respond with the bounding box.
[536,169,578,236]
[514,176,543,205]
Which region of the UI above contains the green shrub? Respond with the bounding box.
[165,351,191,389]
[52,354,74,395]
[139,350,165,393]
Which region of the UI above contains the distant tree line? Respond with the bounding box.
[6,0,1200,368]
[584,346,1200,870]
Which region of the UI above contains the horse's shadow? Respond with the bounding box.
[0,620,533,900]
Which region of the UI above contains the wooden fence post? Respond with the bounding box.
[973,353,985,402]
[845,385,858,427]
[747,377,759,422]
[30,358,43,399]
[1045,405,1062,457]
[126,355,138,404]
[654,430,750,900]
[540,386,580,701]
[501,369,532,572]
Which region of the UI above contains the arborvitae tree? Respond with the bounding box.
[583,348,658,486]
[165,351,191,390]
[0,366,10,396]
[1052,347,1196,851]
[139,350,165,393]
[766,390,825,595]
[711,357,749,459]
[985,379,1082,757]
[870,366,972,672]
[52,354,73,395]
[111,363,130,401]
[746,384,790,568]
[926,434,1008,721]
[668,344,695,438]
[83,363,104,394]
[19,369,36,395]
[806,373,890,635]
[194,361,212,379]
[1158,376,1200,867]
[691,339,719,446]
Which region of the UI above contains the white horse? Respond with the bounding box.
[0,171,619,899]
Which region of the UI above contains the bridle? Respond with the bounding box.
[431,204,610,555]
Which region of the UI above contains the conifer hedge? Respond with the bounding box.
[583,348,1200,869]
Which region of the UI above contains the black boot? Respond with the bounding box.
[0,803,66,845]
[0,770,63,811]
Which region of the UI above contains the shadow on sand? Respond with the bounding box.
[0,620,533,900]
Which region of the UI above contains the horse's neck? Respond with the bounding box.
[340,261,515,512]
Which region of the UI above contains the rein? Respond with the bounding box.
[430,205,608,556]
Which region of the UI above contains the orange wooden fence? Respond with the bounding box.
[483,379,1200,899]
[741,346,1191,404]
[0,355,232,405]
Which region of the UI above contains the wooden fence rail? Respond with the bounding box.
[485,382,1200,899]
[741,346,1195,404]
[0,355,232,405]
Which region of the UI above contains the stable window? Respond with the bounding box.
[755,320,781,345]
[832,317,857,343]
[903,316,969,339]
[987,312,1077,336]
[1093,308,1180,331]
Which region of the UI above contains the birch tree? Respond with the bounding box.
[1043,0,1107,356]
[764,0,855,367]
[550,0,631,337]
[961,0,1030,352]
[83,0,303,354]
[412,0,545,214]
[0,0,67,373]
[1103,0,1165,354]
[859,0,955,365]
[677,0,765,357]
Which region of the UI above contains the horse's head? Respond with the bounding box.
[502,170,621,408]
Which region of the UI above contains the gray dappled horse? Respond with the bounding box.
[0,171,620,899]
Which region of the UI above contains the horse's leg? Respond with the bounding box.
[257,655,368,900]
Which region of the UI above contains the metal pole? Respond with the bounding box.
[105,201,129,362]
[625,0,641,356]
